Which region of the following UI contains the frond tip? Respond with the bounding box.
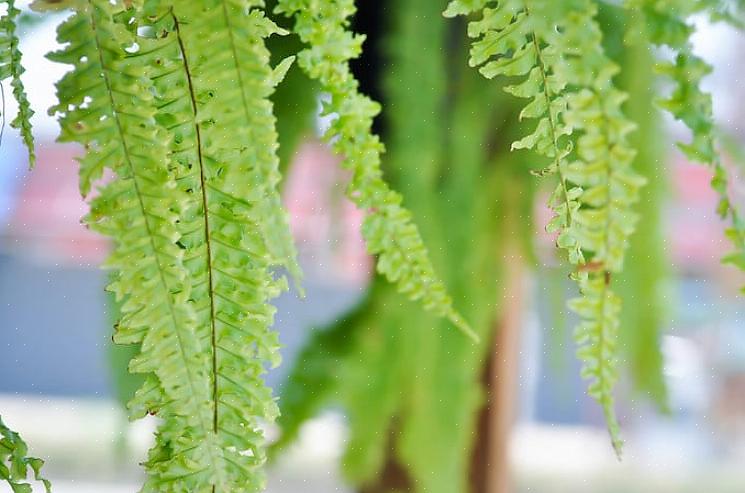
[569,277,624,457]
[277,0,477,342]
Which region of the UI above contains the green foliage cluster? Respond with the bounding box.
[14,0,471,490]
[0,417,50,493]
[0,0,743,491]
[275,2,524,491]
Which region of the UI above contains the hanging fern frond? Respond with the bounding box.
[0,416,51,493]
[629,0,745,291]
[50,0,302,489]
[0,0,35,166]
[446,0,646,455]
[99,1,301,490]
[276,0,477,342]
[48,2,225,490]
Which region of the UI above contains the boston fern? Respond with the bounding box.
[0,0,743,491]
[446,0,645,455]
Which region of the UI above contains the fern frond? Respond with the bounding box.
[99,1,302,490]
[447,0,645,455]
[0,416,51,493]
[207,1,302,289]
[51,0,302,489]
[615,21,671,411]
[0,0,35,166]
[48,2,227,491]
[630,0,745,290]
[276,0,476,342]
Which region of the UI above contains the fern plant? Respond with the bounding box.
[0,0,743,491]
[29,0,471,490]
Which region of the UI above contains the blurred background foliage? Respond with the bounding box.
[271,2,669,492]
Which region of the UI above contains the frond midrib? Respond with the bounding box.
[87,0,218,467]
[170,10,227,492]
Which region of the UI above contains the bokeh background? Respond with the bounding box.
[2,2,745,492]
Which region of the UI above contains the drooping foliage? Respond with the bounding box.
[0,0,34,165]
[446,0,647,454]
[274,2,524,491]
[29,0,471,490]
[608,5,671,410]
[629,0,745,290]
[276,0,478,342]
[0,416,50,493]
[50,0,305,490]
[0,0,743,491]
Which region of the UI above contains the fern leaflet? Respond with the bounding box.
[0,0,34,166]
[0,416,50,493]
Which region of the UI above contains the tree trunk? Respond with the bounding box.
[471,249,525,493]
[364,250,525,493]
[358,428,412,493]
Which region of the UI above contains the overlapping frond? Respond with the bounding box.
[49,2,224,491]
[446,0,645,455]
[629,0,745,290]
[47,0,301,489]
[0,0,35,165]
[0,417,50,493]
[276,0,476,342]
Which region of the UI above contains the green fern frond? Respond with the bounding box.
[615,21,671,411]
[0,0,35,166]
[50,0,302,489]
[112,1,300,490]
[0,416,51,493]
[276,0,477,342]
[630,0,745,290]
[447,0,646,455]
